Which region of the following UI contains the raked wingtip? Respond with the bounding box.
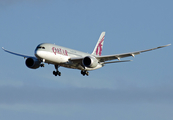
[165,44,171,46]
[161,44,171,48]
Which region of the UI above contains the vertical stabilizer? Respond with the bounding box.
[92,32,105,56]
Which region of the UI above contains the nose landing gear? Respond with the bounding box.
[40,59,45,67]
[40,64,45,67]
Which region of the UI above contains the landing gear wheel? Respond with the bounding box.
[57,71,61,76]
[53,71,61,76]
[40,64,45,67]
[53,71,57,76]
[86,71,89,76]
[81,70,89,76]
[81,71,84,76]
[53,65,61,76]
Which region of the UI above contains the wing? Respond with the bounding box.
[2,47,34,58]
[96,44,171,62]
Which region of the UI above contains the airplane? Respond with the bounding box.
[2,32,171,76]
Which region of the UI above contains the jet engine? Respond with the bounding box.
[82,56,99,68]
[25,57,41,69]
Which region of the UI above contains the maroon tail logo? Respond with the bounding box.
[96,36,105,56]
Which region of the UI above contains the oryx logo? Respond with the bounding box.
[96,36,105,56]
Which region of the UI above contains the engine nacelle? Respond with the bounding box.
[82,56,99,68]
[25,57,41,69]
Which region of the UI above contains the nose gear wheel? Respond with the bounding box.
[40,64,44,67]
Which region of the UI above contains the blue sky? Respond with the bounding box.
[0,0,173,120]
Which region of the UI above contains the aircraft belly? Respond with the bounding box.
[58,62,83,70]
[59,62,103,71]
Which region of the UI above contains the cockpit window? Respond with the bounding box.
[37,46,45,49]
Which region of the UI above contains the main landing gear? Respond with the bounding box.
[81,70,89,76]
[52,65,89,76]
[53,65,61,76]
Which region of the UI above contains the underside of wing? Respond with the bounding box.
[2,47,34,58]
[96,44,171,62]
[68,57,84,67]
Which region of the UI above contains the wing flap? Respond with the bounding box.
[103,60,132,64]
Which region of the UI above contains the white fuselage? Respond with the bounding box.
[35,43,103,71]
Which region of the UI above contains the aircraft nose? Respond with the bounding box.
[35,49,42,58]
